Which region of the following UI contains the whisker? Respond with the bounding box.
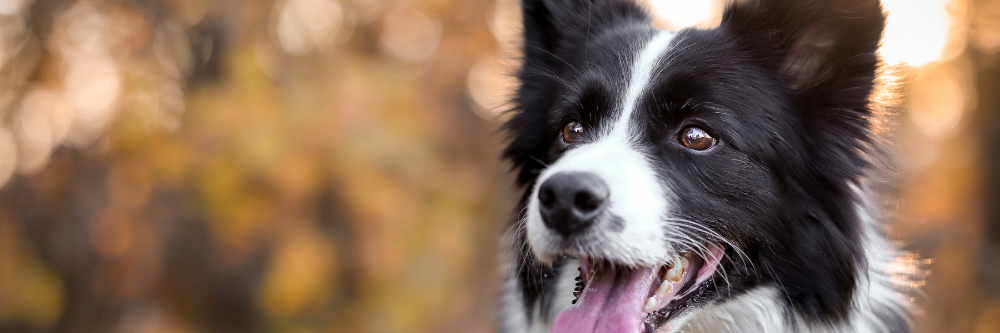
[529,156,550,168]
[523,57,574,91]
[662,218,757,276]
[527,44,581,75]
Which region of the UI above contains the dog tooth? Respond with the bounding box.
[665,266,682,283]
[671,256,682,269]
[680,255,690,271]
[655,280,673,296]
[644,297,659,312]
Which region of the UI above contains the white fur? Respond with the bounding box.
[525,30,678,266]
[552,258,582,318]
[609,30,676,141]
[500,275,549,333]
[677,287,789,333]
[500,258,581,333]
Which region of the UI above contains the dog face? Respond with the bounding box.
[504,0,886,332]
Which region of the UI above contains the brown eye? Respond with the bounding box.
[679,126,717,150]
[562,121,584,143]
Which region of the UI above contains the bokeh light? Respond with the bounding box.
[467,53,517,119]
[378,7,441,62]
[272,0,344,55]
[908,61,975,138]
[970,0,1000,53]
[648,0,722,30]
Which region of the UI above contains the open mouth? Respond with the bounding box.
[551,244,726,333]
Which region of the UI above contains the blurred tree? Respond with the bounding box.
[973,0,1000,309]
[0,0,511,333]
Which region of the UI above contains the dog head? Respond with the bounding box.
[504,0,886,331]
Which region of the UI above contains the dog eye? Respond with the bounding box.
[679,126,717,150]
[562,121,584,143]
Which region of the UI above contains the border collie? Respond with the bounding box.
[498,0,914,332]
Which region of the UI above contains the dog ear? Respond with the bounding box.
[721,0,885,91]
[720,0,886,170]
[521,0,649,61]
[505,0,650,186]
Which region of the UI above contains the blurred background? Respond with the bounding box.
[0,0,997,332]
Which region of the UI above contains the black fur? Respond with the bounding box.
[503,0,899,331]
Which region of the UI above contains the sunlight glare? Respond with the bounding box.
[648,0,720,30]
[880,0,955,66]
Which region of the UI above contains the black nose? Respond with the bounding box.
[537,171,610,236]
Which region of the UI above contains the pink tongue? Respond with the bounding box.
[550,266,658,333]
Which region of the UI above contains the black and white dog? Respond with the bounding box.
[499,0,914,332]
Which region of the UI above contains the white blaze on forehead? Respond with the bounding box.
[525,29,680,266]
[607,30,676,142]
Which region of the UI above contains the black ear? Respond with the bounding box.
[721,0,886,175]
[721,0,886,91]
[505,0,650,186]
[521,0,650,62]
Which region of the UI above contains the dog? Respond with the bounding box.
[498,0,914,332]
